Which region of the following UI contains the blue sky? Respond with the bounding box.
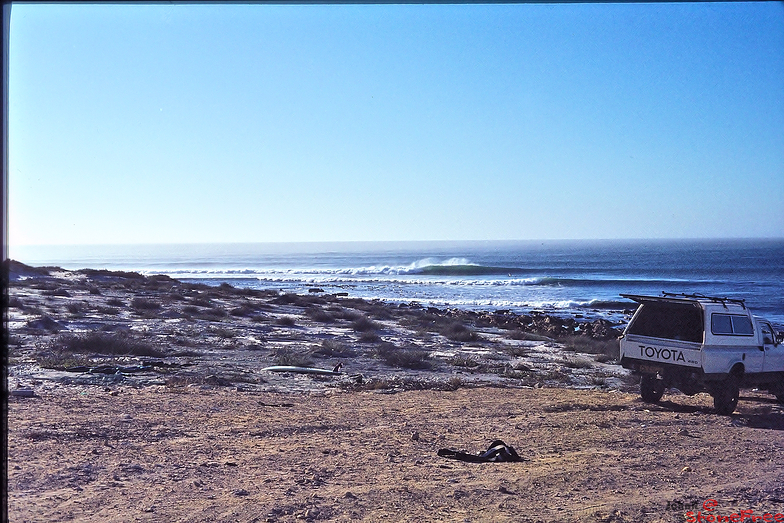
[8,2,784,246]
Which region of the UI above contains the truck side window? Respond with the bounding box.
[731,316,754,335]
[711,314,732,334]
[711,314,754,336]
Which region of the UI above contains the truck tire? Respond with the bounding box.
[640,374,664,403]
[712,374,740,415]
[774,375,784,403]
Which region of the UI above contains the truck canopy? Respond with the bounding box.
[622,294,704,343]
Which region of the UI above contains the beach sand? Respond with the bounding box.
[6,262,784,522]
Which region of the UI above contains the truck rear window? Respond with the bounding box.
[711,314,754,336]
[626,302,703,343]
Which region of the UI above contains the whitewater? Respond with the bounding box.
[12,238,784,326]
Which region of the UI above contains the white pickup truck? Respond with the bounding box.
[619,293,784,414]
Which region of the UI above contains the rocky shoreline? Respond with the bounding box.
[6,260,633,395]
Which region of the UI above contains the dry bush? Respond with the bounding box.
[351,315,380,333]
[311,339,357,358]
[66,301,87,314]
[276,316,297,327]
[375,343,432,370]
[165,374,235,388]
[231,303,260,317]
[35,352,93,370]
[330,307,362,321]
[504,345,531,358]
[42,288,71,297]
[273,348,313,367]
[49,331,165,358]
[560,336,620,359]
[272,293,308,306]
[181,305,200,316]
[506,330,552,342]
[131,297,162,311]
[189,297,213,308]
[439,320,479,343]
[449,356,481,368]
[561,356,594,369]
[306,307,335,323]
[358,331,380,343]
[209,327,236,339]
[196,308,228,321]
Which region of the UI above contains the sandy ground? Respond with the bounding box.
[8,387,784,523]
[5,263,784,522]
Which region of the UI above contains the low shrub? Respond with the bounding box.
[561,356,594,369]
[449,356,481,368]
[106,297,125,307]
[306,307,335,323]
[375,343,432,370]
[311,339,357,358]
[51,331,165,358]
[131,297,162,311]
[440,321,479,343]
[506,330,552,342]
[189,297,213,308]
[273,348,313,367]
[351,316,379,333]
[36,352,92,370]
[277,316,297,327]
[504,345,531,358]
[209,327,236,339]
[196,308,228,321]
[66,301,87,314]
[42,288,71,297]
[560,336,620,359]
[181,305,200,316]
[272,293,307,306]
[331,307,362,321]
[358,331,380,343]
[231,304,260,317]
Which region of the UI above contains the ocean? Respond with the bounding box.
[11,238,784,327]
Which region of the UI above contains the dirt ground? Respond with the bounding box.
[7,386,784,523]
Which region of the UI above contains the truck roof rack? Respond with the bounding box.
[621,292,747,309]
[660,292,746,309]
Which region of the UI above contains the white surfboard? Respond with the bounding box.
[262,363,343,375]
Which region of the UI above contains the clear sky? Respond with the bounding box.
[8,2,784,246]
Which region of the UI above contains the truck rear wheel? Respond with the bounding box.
[640,374,664,403]
[712,375,740,415]
[773,374,784,403]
